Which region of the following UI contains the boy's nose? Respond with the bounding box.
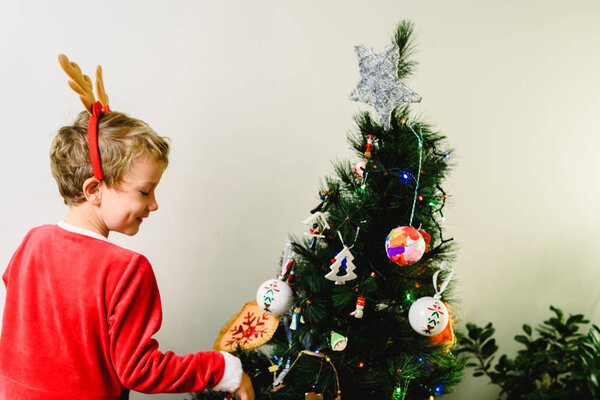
[148,194,159,212]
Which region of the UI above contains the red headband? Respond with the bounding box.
[88,101,111,181]
[58,54,111,182]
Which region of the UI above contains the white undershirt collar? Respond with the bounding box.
[57,220,109,242]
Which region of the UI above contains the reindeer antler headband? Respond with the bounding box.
[58,54,111,181]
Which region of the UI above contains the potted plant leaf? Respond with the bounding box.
[458,306,600,400]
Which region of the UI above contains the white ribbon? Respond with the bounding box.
[432,262,454,299]
[279,241,295,279]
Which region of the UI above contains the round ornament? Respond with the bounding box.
[408,296,449,336]
[385,226,431,266]
[256,279,293,315]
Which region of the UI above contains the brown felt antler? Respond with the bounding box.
[58,54,109,115]
[95,65,109,108]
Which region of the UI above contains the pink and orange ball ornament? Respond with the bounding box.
[385,226,431,266]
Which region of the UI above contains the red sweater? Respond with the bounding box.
[0,224,240,399]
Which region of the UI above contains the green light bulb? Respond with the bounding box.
[393,386,403,400]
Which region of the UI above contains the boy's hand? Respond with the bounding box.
[235,372,254,400]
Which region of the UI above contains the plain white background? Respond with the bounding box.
[1,1,600,399]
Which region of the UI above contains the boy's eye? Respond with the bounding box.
[140,191,149,196]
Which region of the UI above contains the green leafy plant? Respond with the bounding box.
[458,306,600,400]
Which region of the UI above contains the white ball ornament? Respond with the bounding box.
[256,279,293,316]
[408,296,449,336]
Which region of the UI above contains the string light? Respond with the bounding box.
[435,384,442,394]
[402,172,411,181]
[358,362,365,368]
[370,272,376,277]
[405,291,415,302]
[418,357,423,363]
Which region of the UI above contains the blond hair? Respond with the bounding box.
[50,111,170,206]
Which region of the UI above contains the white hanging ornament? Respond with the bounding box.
[279,241,296,284]
[256,279,293,315]
[408,264,454,336]
[408,297,449,336]
[349,296,366,319]
[324,246,358,285]
[302,212,330,238]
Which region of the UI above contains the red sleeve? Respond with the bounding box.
[107,255,226,393]
[3,230,34,289]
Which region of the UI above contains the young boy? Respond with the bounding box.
[0,56,254,400]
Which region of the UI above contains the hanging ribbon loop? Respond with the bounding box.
[432,262,454,299]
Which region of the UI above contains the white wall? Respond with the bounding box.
[1,1,600,399]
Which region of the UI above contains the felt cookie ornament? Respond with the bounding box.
[385,226,431,266]
[213,301,279,352]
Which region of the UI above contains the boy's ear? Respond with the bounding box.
[82,177,103,206]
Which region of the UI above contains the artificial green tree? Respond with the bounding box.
[192,20,464,400]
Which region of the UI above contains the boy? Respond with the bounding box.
[0,55,254,400]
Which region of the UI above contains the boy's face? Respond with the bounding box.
[98,156,165,236]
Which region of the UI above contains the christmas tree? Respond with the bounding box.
[193,20,465,400]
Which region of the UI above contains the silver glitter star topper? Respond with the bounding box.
[349,44,421,129]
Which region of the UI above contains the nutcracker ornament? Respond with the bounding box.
[364,134,374,158]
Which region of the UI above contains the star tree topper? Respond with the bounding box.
[349,44,421,129]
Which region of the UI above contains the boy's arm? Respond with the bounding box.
[107,255,243,394]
